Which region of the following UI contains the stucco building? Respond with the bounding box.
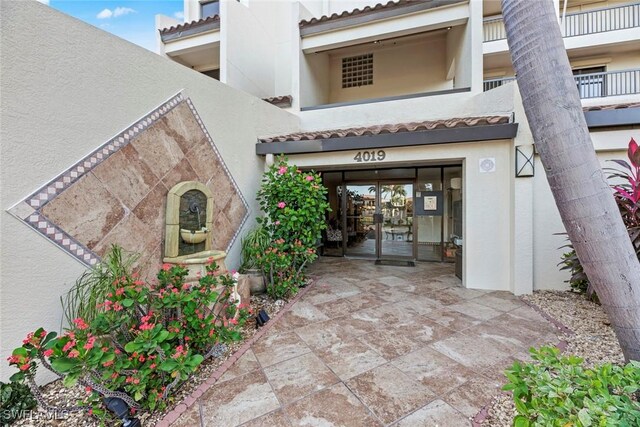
[156,0,640,294]
[1,0,639,382]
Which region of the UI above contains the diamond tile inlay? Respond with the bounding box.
[7,92,249,271]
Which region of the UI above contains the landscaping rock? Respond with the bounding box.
[479,290,625,426]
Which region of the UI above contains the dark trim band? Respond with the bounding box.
[584,107,640,128]
[256,123,519,155]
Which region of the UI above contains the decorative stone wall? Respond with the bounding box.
[8,92,248,280]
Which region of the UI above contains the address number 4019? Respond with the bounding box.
[353,150,386,163]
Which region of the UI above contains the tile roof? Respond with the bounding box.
[259,115,511,143]
[160,15,220,36]
[299,0,460,29]
[262,95,293,108]
[583,102,640,112]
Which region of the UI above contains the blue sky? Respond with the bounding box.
[47,1,184,52]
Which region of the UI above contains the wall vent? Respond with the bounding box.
[342,53,373,88]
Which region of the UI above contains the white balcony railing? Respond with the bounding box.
[483,68,640,99]
[483,2,640,42]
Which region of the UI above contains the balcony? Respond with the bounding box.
[483,68,640,99]
[300,28,473,111]
[483,2,640,42]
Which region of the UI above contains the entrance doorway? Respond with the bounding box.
[322,166,462,268]
[341,182,414,260]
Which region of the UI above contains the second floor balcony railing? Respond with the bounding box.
[483,68,640,99]
[483,2,640,42]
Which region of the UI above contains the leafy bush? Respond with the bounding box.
[7,252,250,417]
[61,245,139,326]
[255,158,330,299]
[560,138,640,297]
[504,346,640,427]
[0,380,37,424]
[239,224,270,272]
[559,241,594,299]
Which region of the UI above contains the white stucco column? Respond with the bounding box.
[468,0,484,94]
[511,87,535,295]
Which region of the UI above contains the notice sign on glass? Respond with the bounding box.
[415,191,443,216]
[423,196,437,211]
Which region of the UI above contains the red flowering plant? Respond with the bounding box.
[560,138,640,297]
[7,251,250,419]
[254,158,330,299]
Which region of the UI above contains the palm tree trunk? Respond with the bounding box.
[501,0,640,361]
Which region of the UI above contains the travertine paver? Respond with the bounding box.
[177,258,561,427]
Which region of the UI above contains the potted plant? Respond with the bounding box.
[239,223,270,294]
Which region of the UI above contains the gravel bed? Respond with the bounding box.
[12,295,285,427]
[480,290,624,426]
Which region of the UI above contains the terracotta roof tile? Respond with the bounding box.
[583,102,640,112]
[262,95,293,108]
[259,115,511,143]
[160,15,220,35]
[300,0,413,28]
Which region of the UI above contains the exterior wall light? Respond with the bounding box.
[515,145,535,177]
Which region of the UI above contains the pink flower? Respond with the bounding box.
[277,166,287,175]
[162,263,172,271]
[68,350,80,358]
[43,349,54,357]
[275,220,280,225]
[83,336,96,350]
[73,318,89,330]
[305,175,314,181]
[63,340,75,352]
[277,202,286,209]
[20,363,31,371]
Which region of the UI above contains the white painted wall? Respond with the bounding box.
[222,0,288,98]
[326,34,450,104]
[299,76,514,130]
[532,129,640,290]
[287,139,513,292]
[300,51,331,107]
[184,0,200,22]
[0,1,299,383]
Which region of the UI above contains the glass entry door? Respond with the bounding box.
[344,185,377,257]
[379,183,414,259]
[342,182,414,260]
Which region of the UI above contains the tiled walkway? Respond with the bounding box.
[174,258,559,427]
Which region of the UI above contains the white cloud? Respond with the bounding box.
[113,7,136,17]
[96,7,136,20]
[37,0,50,5]
[97,8,113,19]
[173,11,185,20]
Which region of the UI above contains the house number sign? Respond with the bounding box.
[353,150,386,163]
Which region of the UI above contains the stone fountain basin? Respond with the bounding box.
[180,227,209,244]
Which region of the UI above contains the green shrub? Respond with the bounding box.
[0,380,37,424]
[255,158,330,299]
[8,252,251,416]
[239,223,270,273]
[61,245,139,326]
[560,138,640,299]
[504,346,640,427]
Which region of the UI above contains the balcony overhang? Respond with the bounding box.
[301,0,469,53]
[584,103,640,128]
[163,31,220,57]
[256,115,517,155]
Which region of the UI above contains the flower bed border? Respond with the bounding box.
[470,295,575,426]
[156,279,316,427]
